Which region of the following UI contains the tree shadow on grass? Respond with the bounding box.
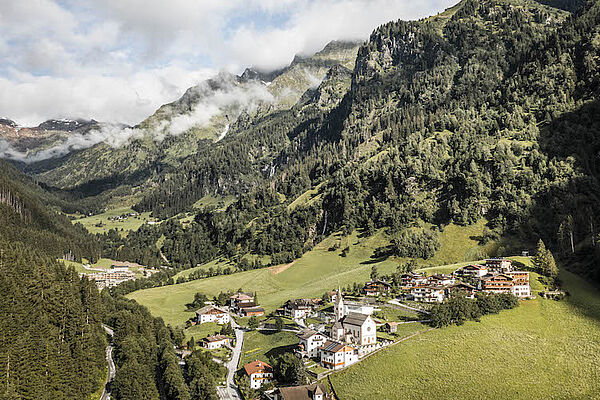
[265,344,298,360]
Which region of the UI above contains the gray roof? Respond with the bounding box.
[341,312,370,326]
[297,329,321,340]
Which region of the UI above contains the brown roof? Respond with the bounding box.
[238,301,258,309]
[195,305,228,315]
[231,293,254,301]
[203,335,230,343]
[278,384,329,400]
[461,264,487,270]
[243,360,272,376]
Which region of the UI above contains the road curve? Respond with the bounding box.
[100,325,116,400]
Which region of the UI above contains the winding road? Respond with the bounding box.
[100,325,115,400]
[217,319,244,400]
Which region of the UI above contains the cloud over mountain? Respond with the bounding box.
[0,0,455,126]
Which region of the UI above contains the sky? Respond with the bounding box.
[0,0,456,127]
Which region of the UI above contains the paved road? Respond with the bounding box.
[217,319,244,400]
[100,325,115,400]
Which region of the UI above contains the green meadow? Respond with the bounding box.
[73,206,154,236]
[240,330,299,366]
[128,223,490,327]
[329,270,600,399]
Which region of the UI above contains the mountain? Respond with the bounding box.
[12,40,361,210]
[96,0,600,286]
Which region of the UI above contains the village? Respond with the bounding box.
[185,258,533,399]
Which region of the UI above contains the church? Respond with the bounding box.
[330,288,377,346]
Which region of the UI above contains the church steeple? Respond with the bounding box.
[334,286,344,322]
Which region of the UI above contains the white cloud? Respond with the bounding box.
[0,0,456,126]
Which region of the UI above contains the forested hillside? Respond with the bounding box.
[0,162,217,399]
[89,0,600,284]
[0,241,106,399]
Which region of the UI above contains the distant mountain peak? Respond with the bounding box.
[36,119,98,132]
[0,118,17,128]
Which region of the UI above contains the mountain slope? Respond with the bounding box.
[15,41,360,211]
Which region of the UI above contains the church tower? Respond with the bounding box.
[334,286,345,322]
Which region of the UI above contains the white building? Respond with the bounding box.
[319,341,358,370]
[454,264,488,277]
[243,360,274,389]
[411,285,445,303]
[297,330,327,358]
[195,305,230,324]
[202,335,230,349]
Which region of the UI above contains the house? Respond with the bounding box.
[400,273,428,288]
[478,274,514,294]
[428,274,455,286]
[282,299,319,319]
[445,282,477,299]
[506,271,531,298]
[319,341,358,370]
[243,360,274,389]
[230,292,255,311]
[195,305,230,324]
[362,280,392,296]
[202,335,230,349]
[485,258,512,273]
[271,383,331,400]
[330,288,377,346]
[411,285,446,303]
[240,305,265,317]
[297,329,327,358]
[454,264,488,277]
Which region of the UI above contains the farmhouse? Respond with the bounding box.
[202,335,230,349]
[240,305,265,317]
[428,273,456,286]
[485,258,513,273]
[454,264,488,277]
[243,360,274,389]
[478,274,514,294]
[270,383,331,400]
[297,329,327,358]
[445,282,477,298]
[230,292,255,311]
[195,305,230,324]
[400,272,428,288]
[318,341,358,370]
[411,285,445,303]
[362,280,392,296]
[281,299,320,319]
[506,271,531,297]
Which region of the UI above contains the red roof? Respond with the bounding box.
[243,360,273,376]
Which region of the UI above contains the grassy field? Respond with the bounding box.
[129,223,493,327]
[73,207,154,236]
[184,323,223,343]
[240,330,299,367]
[61,257,147,276]
[329,270,600,399]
